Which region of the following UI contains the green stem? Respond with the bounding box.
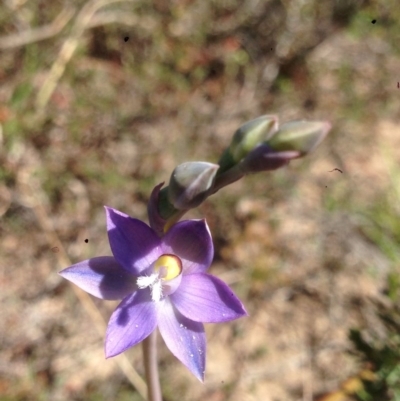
[210,164,244,194]
[164,209,187,232]
[142,332,162,401]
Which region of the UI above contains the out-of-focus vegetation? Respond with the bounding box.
[1,0,400,400]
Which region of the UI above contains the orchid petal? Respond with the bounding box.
[59,256,137,300]
[105,289,157,358]
[105,207,162,275]
[162,220,213,274]
[171,273,247,323]
[157,298,206,382]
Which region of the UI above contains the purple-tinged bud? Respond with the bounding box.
[147,182,168,237]
[240,144,300,174]
[168,162,219,210]
[218,115,278,174]
[267,120,331,156]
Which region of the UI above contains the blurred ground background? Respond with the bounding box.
[1,0,400,400]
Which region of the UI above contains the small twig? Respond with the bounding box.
[0,7,76,50]
[35,0,135,113]
[211,0,261,34]
[88,10,140,29]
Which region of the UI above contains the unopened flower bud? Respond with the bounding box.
[240,144,300,174]
[218,115,278,174]
[267,120,331,156]
[230,115,278,161]
[168,162,219,210]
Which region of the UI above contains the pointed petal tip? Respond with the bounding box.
[58,268,73,279]
[104,349,113,359]
[104,342,121,359]
[192,218,209,228]
[104,205,121,221]
[191,362,206,382]
[58,257,138,300]
[157,299,206,382]
[234,299,248,318]
[196,371,205,383]
[104,205,122,217]
[104,332,115,359]
[58,266,72,278]
[172,274,247,323]
[104,205,112,213]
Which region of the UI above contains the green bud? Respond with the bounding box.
[218,115,278,174]
[267,120,331,156]
[230,115,278,162]
[168,162,219,210]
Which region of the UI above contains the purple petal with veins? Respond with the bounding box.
[157,298,206,382]
[162,219,213,274]
[59,256,137,300]
[171,273,247,322]
[105,289,157,358]
[106,206,162,275]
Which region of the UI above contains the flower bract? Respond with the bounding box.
[59,207,247,381]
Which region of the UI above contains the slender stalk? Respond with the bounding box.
[211,164,244,194]
[142,331,162,401]
[164,209,187,233]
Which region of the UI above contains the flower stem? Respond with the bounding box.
[164,209,187,233]
[211,164,244,194]
[142,331,162,401]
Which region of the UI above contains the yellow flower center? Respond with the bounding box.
[136,254,183,302]
[154,254,182,281]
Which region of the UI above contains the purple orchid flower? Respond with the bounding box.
[59,207,247,381]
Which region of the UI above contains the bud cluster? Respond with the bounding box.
[149,115,331,225]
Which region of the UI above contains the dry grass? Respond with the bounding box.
[1,1,400,400]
